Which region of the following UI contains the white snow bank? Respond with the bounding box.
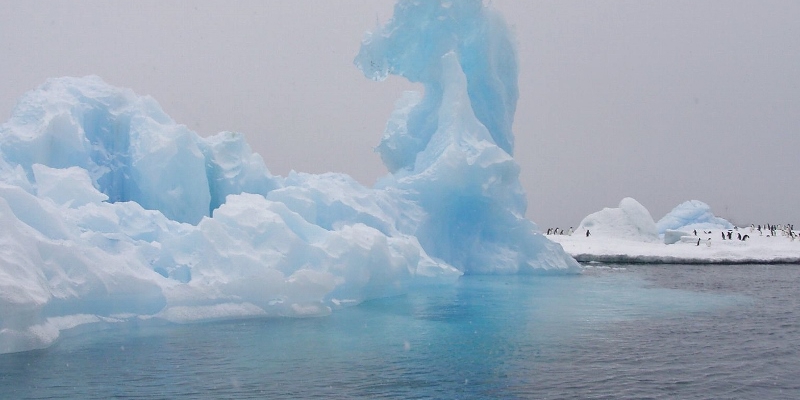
[578,197,659,242]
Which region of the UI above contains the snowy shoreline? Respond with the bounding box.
[548,229,800,265]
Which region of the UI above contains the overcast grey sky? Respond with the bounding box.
[2,0,798,228]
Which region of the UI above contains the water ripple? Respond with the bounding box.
[1,264,799,399]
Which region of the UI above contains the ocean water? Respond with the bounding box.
[1,263,798,399]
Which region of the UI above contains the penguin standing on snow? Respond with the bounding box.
[721,232,726,240]
[586,229,591,237]
[696,238,701,246]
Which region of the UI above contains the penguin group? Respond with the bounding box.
[752,223,796,240]
[689,229,714,247]
[544,226,595,237]
[719,230,750,241]
[544,222,796,243]
[546,227,574,236]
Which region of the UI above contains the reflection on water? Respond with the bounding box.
[2,264,798,399]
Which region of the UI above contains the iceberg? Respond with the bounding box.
[356,0,574,274]
[656,200,734,234]
[0,0,578,354]
[577,197,660,242]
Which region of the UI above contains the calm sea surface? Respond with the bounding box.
[1,263,798,399]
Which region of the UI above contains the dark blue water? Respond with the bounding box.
[2,264,798,399]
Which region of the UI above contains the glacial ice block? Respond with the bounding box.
[355,0,518,172]
[358,0,579,274]
[0,78,463,352]
[0,0,580,354]
[0,76,281,224]
[32,164,109,208]
[656,200,733,234]
[578,197,660,242]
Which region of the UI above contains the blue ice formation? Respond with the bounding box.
[355,0,518,172]
[0,0,578,354]
[656,200,733,234]
[355,0,573,274]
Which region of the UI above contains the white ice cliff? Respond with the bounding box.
[0,0,578,354]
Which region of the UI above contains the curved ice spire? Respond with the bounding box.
[357,0,579,274]
[355,0,518,173]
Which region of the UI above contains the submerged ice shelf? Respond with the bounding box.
[0,0,579,354]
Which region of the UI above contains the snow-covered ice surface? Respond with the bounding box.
[0,0,579,354]
[550,229,800,264]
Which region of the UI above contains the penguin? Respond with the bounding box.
[727,231,733,240]
[567,227,574,236]
[721,232,726,240]
[693,229,697,236]
[737,233,742,240]
[706,238,712,247]
[742,234,749,241]
[586,229,591,237]
[696,238,701,246]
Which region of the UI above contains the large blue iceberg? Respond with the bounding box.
[0,0,579,354]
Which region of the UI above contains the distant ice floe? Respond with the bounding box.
[552,197,799,265]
